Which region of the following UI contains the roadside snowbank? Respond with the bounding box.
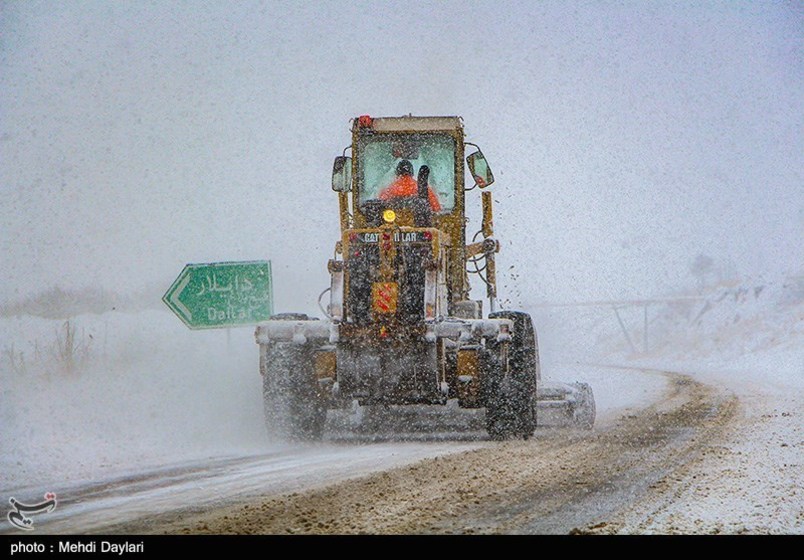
[1,310,265,491]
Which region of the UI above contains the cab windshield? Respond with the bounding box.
[356,133,456,212]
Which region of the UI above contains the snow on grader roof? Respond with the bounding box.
[360,115,464,133]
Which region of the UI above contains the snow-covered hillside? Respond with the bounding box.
[599,276,804,386]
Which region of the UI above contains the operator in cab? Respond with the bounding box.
[379,159,442,212]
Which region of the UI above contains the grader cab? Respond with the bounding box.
[256,115,595,440]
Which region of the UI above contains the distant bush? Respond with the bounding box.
[53,320,93,375]
[3,342,27,375]
[3,319,93,377]
[0,283,167,319]
[0,286,114,319]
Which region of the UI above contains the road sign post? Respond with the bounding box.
[162,261,274,329]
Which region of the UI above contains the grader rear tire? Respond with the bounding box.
[482,346,510,440]
[261,341,326,441]
[484,311,539,440]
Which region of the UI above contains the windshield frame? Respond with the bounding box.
[355,132,457,213]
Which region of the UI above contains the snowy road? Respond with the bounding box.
[138,368,742,534]
[1,441,486,535]
[1,364,659,534]
[3,364,799,535]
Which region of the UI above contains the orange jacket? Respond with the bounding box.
[379,175,442,212]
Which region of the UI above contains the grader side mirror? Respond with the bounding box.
[466,150,494,188]
[332,156,352,192]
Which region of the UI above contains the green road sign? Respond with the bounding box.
[163,261,273,329]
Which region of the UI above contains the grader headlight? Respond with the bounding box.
[382,209,397,224]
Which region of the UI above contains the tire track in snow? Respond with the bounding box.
[143,370,737,534]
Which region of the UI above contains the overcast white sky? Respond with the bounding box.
[1,1,801,310]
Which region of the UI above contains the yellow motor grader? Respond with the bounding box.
[255,115,595,440]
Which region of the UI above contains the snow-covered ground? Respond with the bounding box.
[0,310,267,491]
[1,275,801,533]
[612,353,802,534]
[587,277,803,534]
[0,306,659,495]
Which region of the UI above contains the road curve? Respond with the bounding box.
[115,370,736,534]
